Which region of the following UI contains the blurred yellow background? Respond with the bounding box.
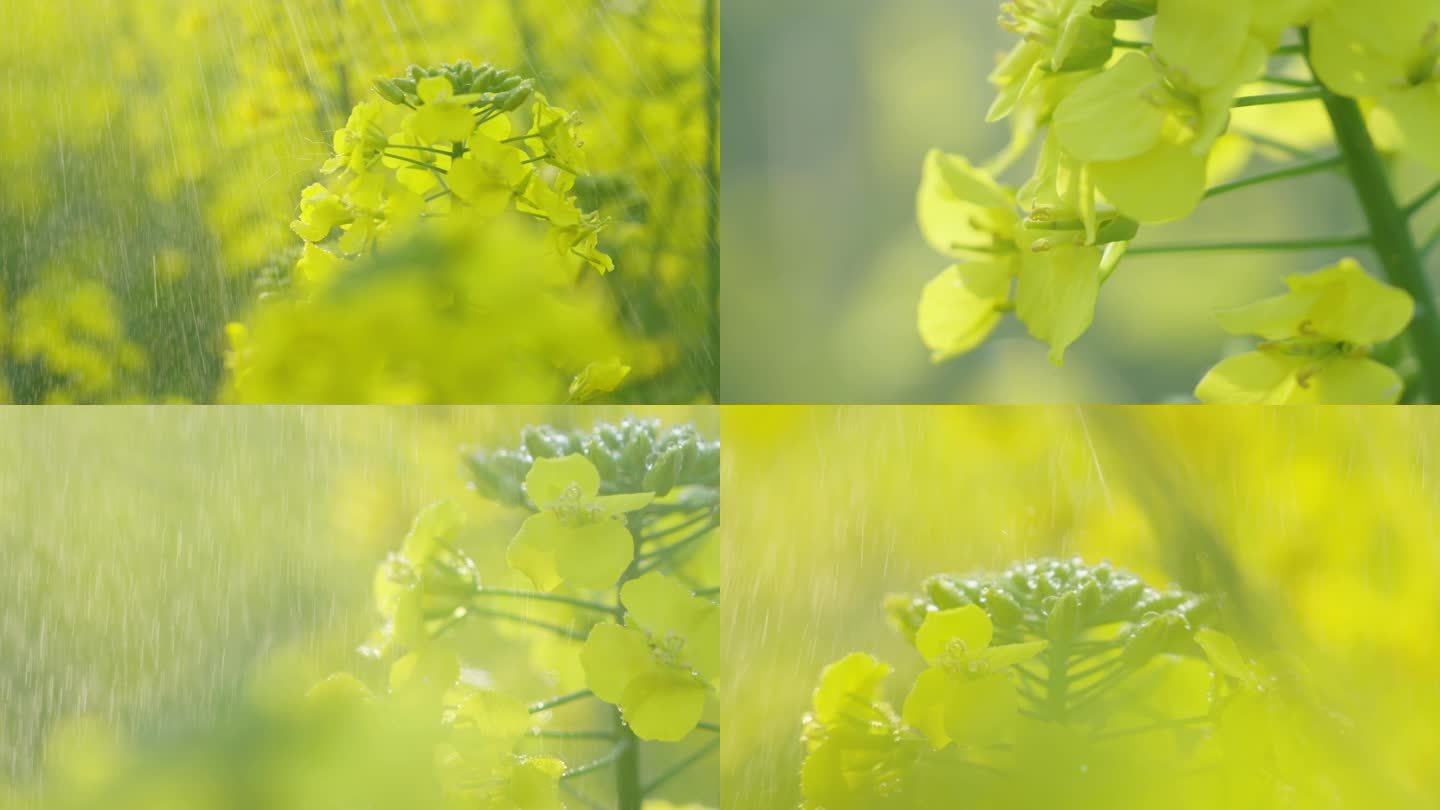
[719,0,1440,402]
[722,405,1440,807]
[0,405,716,805]
[0,0,714,403]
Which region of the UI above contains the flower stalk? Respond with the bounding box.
[1306,29,1440,403]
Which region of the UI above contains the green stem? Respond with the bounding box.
[1111,38,1150,50]
[1128,235,1368,255]
[463,606,587,640]
[385,143,457,156]
[1308,29,1440,402]
[1203,156,1343,199]
[1045,636,1071,723]
[614,514,644,810]
[383,151,448,173]
[696,721,720,732]
[1067,656,1123,683]
[1232,89,1323,108]
[558,783,608,810]
[614,722,642,810]
[472,588,622,616]
[1424,224,1440,257]
[1259,74,1316,88]
[639,509,716,543]
[563,736,632,781]
[1240,131,1318,160]
[640,738,720,796]
[1405,179,1440,217]
[635,521,718,573]
[694,587,720,599]
[529,729,617,741]
[529,689,595,714]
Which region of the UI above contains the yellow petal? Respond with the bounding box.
[508,512,565,591]
[940,672,1019,746]
[581,622,655,704]
[526,454,601,505]
[901,667,956,750]
[620,669,706,741]
[1194,350,1307,404]
[553,519,634,589]
[917,261,1010,362]
[1014,240,1103,366]
[1290,260,1412,345]
[1300,356,1405,404]
[917,150,1017,257]
[1053,53,1167,163]
[915,605,993,664]
[1090,137,1209,223]
[1153,0,1252,90]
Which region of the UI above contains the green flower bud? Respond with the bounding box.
[1123,613,1188,667]
[1099,579,1146,621]
[1047,592,1080,642]
[582,438,621,481]
[619,426,653,475]
[982,586,1025,627]
[522,426,564,459]
[373,78,407,105]
[1077,577,1102,616]
[1092,0,1156,20]
[644,447,684,496]
[463,449,529,506]
[1053,13,1115,71]
[885,594,929,642]
[923,575,972,610]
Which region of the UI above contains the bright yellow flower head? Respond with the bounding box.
[325,101,388,176]
[408,75,480,144]
[988,1,1115,123]
[916,150,1105,365]
[1195,259,1415,403]
[917,150,1020,260]
[1052,52,1228,224]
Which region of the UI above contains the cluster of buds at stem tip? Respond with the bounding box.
[373,61,534,113]
[886,557,1214,649]
[464,419,720,508]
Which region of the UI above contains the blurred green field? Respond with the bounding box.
[721,406,1440,807]
[719,0,1440,403]
[0,405,717,808]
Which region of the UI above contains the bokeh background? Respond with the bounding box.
[0,0,716,404]
[720,0,1440,402]
[722,406,1440,807]
[0,405,718,807]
